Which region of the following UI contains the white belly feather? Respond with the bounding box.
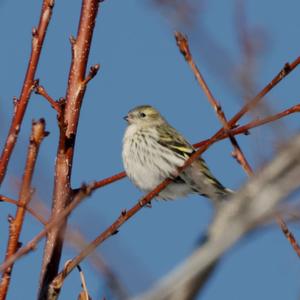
[122,125,193,199]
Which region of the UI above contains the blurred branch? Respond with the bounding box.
[38,0,100,298]
[175,31,253,175]
[134,134,300,300]
[175,31,300,285]
[0,0,54,185]
[0,119,48,300]
[46,100,300,296]
[67,229,129,300]
[0,184,95,275]
[0,193,128,300]
[0,195,46,225]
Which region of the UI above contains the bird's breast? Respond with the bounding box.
[122,127,185,191]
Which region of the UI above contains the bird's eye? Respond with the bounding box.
[139,112,146,118]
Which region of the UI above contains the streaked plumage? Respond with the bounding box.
[122,105,232,203]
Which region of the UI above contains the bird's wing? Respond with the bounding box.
[156,124,229,198]
[156,125,194,159]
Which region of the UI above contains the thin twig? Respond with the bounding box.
[0,193,128,299]
[34,82,62,115]
[175,31,253,175]
[77,265,91,300]
[92,171,126,191]
[0,184,95,274]
[194,103,300,148]
[0,119,48,300]
[0,195,46,225]
[226,58,300,129]
[134,134,300,300]
[276,216,300,257]
[176,31,300,287]
[0,0,54,185]
[0,101,298,295]
[48,130,244,298]
[85,103,300,193]
[38,1,100,297]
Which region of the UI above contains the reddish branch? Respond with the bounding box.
[276,216,300,257]
[34,82,62,115]
[91,103,300,192]
[92,171,126,191]
[0,102,298,295]
[0,120,48,300]
[47,126,261,298]
[0,45,298,296]
[176,31,252,175]
[48,45,300,293]
[0,0,54,185]
[0,195,46,225]
[194,103,300,148]
[0,184,95,274]
[175,32,300,260]
[38,0,100,298]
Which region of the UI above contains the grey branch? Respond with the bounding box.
[134,133,300,300]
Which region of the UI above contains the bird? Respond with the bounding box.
[122,105,232,204]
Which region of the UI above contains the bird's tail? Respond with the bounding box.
[181,158,234,204]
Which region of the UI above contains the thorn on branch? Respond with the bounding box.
[175,31,191,61]
[17,241,22,249]
[121,209,127,216]
[112,230,119,235]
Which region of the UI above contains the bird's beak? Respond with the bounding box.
[123,115,129,122]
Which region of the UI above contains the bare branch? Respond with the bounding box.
[194,103,300,148]
[38,1,100,297]
[34,82,63,115]
[0,119,48,299]
[0,195,47,225]
[0,184,95,275]
[175,31,253,175]
[88,103,300,194]
[0,0,54,185]
[134,134,300,300]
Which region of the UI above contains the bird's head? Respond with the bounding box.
[124,105,165,127]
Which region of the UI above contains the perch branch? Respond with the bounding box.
[134,134,300,300]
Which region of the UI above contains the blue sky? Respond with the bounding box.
[0,0,300,299]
